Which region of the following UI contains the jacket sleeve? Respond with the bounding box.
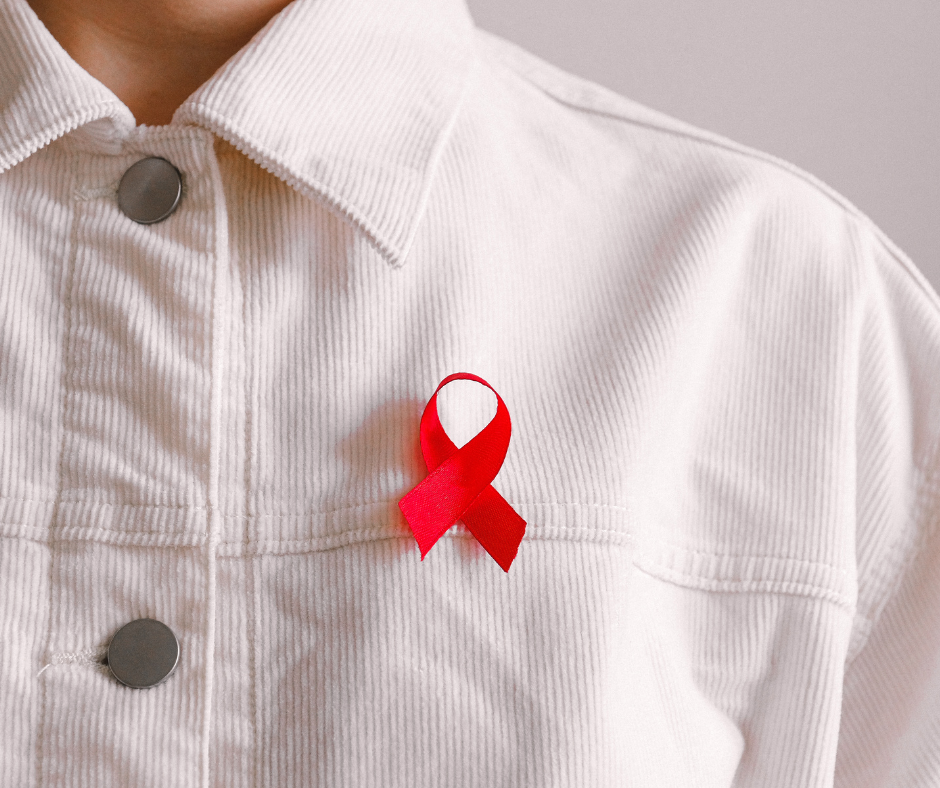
[835,220,940,787]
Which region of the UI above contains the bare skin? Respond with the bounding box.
[26,0,293,126]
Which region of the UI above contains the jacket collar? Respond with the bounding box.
[0,0,476,265]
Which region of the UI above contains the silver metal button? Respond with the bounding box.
[107,618,180,689]
[117,157,182,224]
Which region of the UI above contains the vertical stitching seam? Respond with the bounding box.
[202,131,230,788]
[238,148,261,788]
[37,148,83,788]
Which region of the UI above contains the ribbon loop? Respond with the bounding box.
[399,373,526,572]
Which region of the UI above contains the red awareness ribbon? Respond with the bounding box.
[398,373,526,572]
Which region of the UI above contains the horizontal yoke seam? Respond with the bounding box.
[0,498,850,573]
[0,522,631,544]
[0,497,629,516]
[1,525,853,607]
[0,526,851,587]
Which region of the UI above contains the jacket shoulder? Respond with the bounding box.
[473,28,938,313]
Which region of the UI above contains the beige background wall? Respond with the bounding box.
[466,0,940,291]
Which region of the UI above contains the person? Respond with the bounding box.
[1,0,938,785]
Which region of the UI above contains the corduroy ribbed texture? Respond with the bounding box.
[2,0,940,785]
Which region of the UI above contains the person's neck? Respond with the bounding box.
[26,0,293,126]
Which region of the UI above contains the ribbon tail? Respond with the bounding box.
[398,494,453,558]
[461,487,527,572]
[398,461,485,558]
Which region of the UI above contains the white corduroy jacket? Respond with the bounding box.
[2,0,940,785]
